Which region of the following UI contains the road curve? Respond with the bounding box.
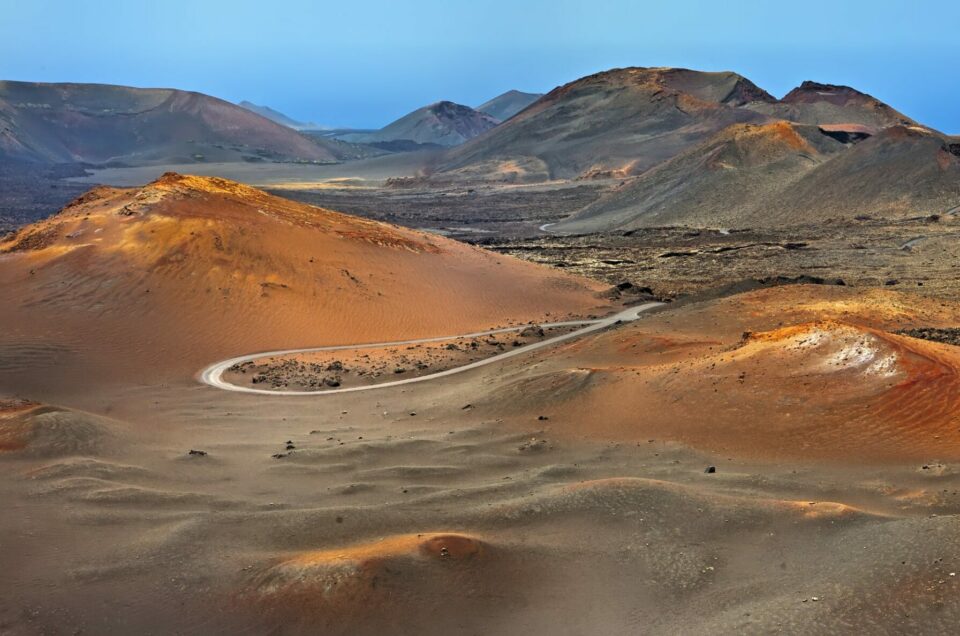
[199,302,663,396]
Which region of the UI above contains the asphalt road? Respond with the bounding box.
[199,302,663,396]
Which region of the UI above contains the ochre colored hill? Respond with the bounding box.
[0,173,608,390]
[484,284,960,462]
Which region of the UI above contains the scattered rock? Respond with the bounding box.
[519,437,550,453]
[520,325,545,338]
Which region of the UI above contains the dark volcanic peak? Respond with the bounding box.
[769,80,918,128]
[0,80,348,165]
[782,80,877,104]
[426,101,500,135]
[541,67,776,107]
[337,100,499,147]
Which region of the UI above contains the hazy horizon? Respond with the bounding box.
[2,0,959,133]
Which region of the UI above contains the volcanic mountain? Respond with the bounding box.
[0,81,348,165]
[0,173,607,391]
[338,101,500,147]
[436,67,776,181]
[553,122,960,230]
[476,90,543,121]
[434,67,940,192]
[237,100,323,130]
[747,80,919,130]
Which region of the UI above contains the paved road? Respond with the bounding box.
[199,302,663,396]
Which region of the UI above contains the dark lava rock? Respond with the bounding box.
[705,466,717,474]
[520,325,545,338]
[896,327,960,347]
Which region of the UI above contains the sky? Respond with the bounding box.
[1,0,958,133]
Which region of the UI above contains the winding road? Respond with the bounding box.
[199,302,663,396]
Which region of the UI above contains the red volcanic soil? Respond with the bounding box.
[488,285,960,462]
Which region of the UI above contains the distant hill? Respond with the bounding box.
[477,90,543,121]
[0,81,350,165]
[338,101,500,147]
[237,100,325,131]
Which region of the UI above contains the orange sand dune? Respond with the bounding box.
[248,532,490,630]
[0,173,608,392]
[0,400,110,456]
[491,285,960,462]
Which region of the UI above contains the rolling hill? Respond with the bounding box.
[0,81,349,165]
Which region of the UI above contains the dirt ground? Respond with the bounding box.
[5,284,960,634]
[5,173,960,634]
[222,324,579,392]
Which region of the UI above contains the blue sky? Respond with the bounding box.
[1,0,958,132]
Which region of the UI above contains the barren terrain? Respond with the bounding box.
[6,279,960,634]
[3,62,960,635]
